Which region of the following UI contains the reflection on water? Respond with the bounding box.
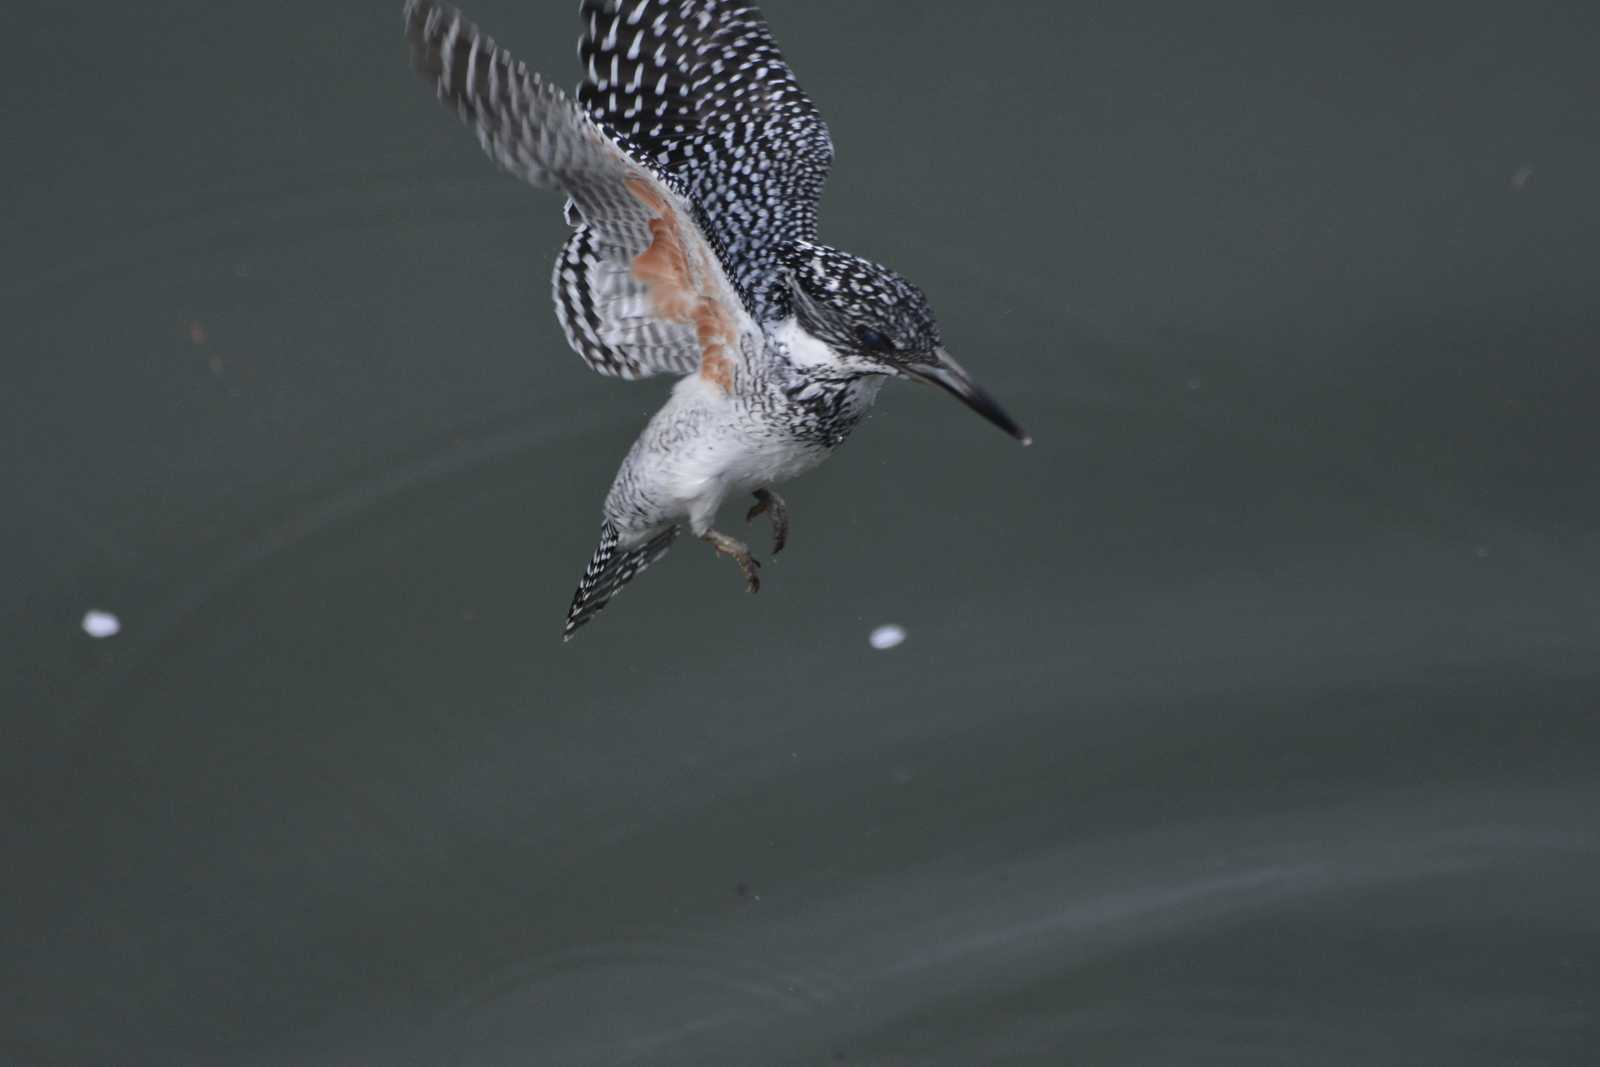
[410,796,1582,1065]
[5,1,1599,1064]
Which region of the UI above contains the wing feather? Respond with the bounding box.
[576,1,834,320]
[405,0,737,380]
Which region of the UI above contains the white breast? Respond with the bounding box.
[607,319,860,539]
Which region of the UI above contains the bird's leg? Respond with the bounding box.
[702,530,762,593]
[745,488,790,556]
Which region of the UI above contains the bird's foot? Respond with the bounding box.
[702,530,762,593]
[745,488,790,556]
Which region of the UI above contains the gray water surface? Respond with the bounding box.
[5,1,1599,1064]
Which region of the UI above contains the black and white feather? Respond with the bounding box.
[564,521,679,639]
[551,223,702,379]
[576,0,835,321]
[405,0,712,380]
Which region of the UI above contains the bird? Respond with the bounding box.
[401,0,1030,640]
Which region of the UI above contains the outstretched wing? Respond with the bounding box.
[405,0,744,381]
[551,223,695,379]
[576,1,834,321]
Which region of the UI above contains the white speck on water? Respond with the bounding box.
[1509,165,1534,192]
[82,610,121,639]
[869,624,907,651]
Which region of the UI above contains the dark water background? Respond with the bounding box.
[5,1,1599,1063]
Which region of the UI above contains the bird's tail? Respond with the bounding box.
[563,521,679,641]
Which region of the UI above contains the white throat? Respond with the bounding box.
[772,316,844,370]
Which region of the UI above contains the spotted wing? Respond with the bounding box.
[550,223,694,379]
[405,0,733,380]
[576,1,834,321]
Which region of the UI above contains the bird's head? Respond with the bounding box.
[784,243,1030,445]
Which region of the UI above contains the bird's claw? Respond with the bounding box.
[745,488,789,556]
[703,531,762,594]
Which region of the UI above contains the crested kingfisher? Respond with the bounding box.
[402,0,1030,640]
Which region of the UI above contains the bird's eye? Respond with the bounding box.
[854,325,895,353]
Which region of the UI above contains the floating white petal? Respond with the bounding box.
[869,624,906,651]
[82,610,121,639]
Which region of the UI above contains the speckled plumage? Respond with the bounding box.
[576,0,833,322]
[402,0,1028,640]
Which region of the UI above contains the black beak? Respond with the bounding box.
[903,348,1032,445]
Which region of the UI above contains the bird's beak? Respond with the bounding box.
[903,348,1032,446]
